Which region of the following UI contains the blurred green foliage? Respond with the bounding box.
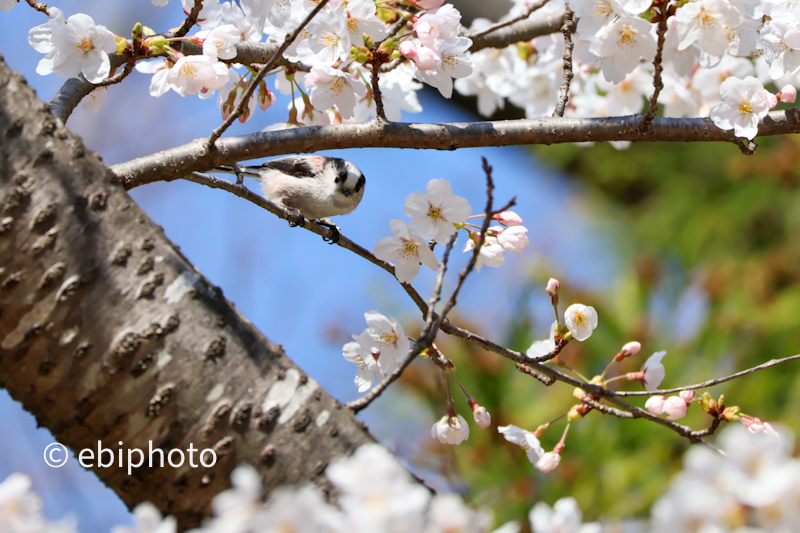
[401,136,800,530]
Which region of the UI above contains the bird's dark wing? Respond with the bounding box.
[261,156,317,179]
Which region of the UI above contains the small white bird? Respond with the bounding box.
[214,155,366,242]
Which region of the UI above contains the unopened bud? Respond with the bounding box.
[494,211,523,226]
[620,341,641,358]
[533,423,549,438]
[767,92,778,109]
[546,278,560,297]
[778,84,797,103]
[679,390,695,403]
[567,404,590,422]
[132,22,144,48]
[470,403,491,429]
[258,82,276,111]
[362,33,375,49]
[114,35,128,55]
[663,396,688,420]
[721,406,740,422]
[573,387,588,400]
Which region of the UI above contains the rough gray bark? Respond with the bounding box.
[0,55,374,529]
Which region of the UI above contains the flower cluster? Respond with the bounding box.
[0,472,78,533]
[342,310,409,392]
[651,425,796,532]
[18,0,800,137]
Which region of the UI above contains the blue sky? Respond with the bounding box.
[0,2,620,530]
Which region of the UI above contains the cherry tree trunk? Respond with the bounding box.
[0,56,374,529]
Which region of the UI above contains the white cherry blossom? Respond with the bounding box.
[564,303,598,342]
[432,414,470,445]
[342,0,387,42]
[296,9,351,67]
[342,331,382,392]
[405,178,471,243]
[463,234,506,271]
[198,24,241,60]
[374,219,439,283]
[529,497,602,533]
[81,87,107,115]
[590,15,657,84]
[0,0,17,12]
[642,350,667,391]
[527,321,557,358]
[498,424,545,464]
[364,310,410,365]
[135,58,172,97]
[495,225,529,253]
[710,75,771,139]
[167,55,230,96]
[46,13,117,83]
[111,502,176,533]
[305,66,366,119]
[675,0,743,58]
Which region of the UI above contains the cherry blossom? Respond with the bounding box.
[527,320,557,358]
[469,399,492,429]
[135,58,172,98]
[45,13,117,84]
[404,178,471,243]
[81,87,107,115]
[662,395,688,420]
[198,24,241,60]
[590,16,657,84]
[529,497,602,533]
[495,225,529,254]
[675,0,743,59]
[342,331,383,392]
[111,502,176,533]
[432,415,470,445]
[642,350,667,391]
[0,0,17,12]
[463,233,506,272]
[564,304,598,342]
[498,424,545,464]
[645,395,667,416]
[711,76,769,139]
[167,55,230,97]
[363,310,410,365]
[374,220,440,283]
[305,66,367,119]
[296,9,351,67]
[536,452,562,474]
[620,341,641,358]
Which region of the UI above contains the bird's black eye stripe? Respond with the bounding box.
[355,175,365,193]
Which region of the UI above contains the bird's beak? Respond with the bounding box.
[343,189,350,197]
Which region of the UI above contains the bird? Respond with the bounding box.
[214,155,366,243]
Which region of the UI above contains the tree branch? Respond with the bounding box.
[112,110,800,188]
[468,0,552,40]
[641,2,669,130]
[608,353,800,397]
[552,7,575,118]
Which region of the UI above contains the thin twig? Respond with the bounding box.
[552,7,575,118]
[370,58,387,121]
[95,55,137,88]
[206,0,330,147]
[517,364,555,385]
[609,354,800,397]
[23,0,49,16]
[347,234,458,412]
[174,0,204,38]
[468,0,551,40]
[641,1,669,130]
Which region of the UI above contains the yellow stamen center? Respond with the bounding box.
[574,311,586,326]
[593,0,612,17]
[181,62,199,79]
[737,98,753,114]
[428,204,444,221]
[318,30,339,47]
[327,76,346,96]
[76,37,93,53]
[400,240,419,260]
[617,26,636,47]
[699,9,717,28]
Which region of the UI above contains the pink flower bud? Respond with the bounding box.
[472,405,491,429]
[620,341,641,358]
[663,396,688,420]
[645,396,666,416]
[778,84,797,103]
[413,45,439,71]
[767,92,778,109]
[546,278,560,297]
[414,0,445,9]
[398,41,417,61]
[494,211,523,226]
[679,390,695,403]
